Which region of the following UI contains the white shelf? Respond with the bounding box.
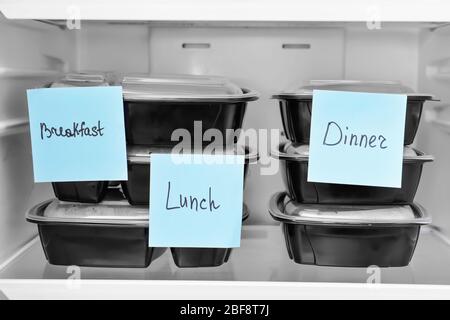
[1,279,450,300]
[2,226,450,299]
[1,0,450,22]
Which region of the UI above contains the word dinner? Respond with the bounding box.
[322,121,388,149]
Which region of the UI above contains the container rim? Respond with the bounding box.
[122,75,230,85]
[123,87,259,103]
[272,92,436,101]
[51,72,113,86]
[27,200,249,226]
[270,142,435,163]
[271,80,436,101]
[63,75,105,83]
[269,192,431,226]
[26,200,150,227]
[128,144,260,164]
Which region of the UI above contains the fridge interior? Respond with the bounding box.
[2,14,450,285]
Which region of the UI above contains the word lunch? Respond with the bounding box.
[165,181,221,213]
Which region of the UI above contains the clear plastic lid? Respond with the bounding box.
[272,142,434,163]
[122,74,258,102]
[27,201,148,226]
[50,72,111,88]
[29,189,147,225]
[27,198,249,225]
[269,192,431,226]
[273,80,434,100]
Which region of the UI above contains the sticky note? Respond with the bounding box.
[308,90,407,188]
[27,87,127,182]
[149,153,245,248]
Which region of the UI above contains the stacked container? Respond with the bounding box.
[28,73,259,268]
[121,75,258,147]
[50,73,113,204]
[27,72,166,268]
[270,81,435,267]
[120,75,258,268]
[121,75,259,268]
[122,76,257,267]
[27,189,166,268]
[121,144,257,268]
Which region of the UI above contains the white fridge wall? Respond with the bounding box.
[0,18,77,265]
[344,27,419,89]
[416,28,450,238]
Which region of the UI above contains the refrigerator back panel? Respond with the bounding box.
[144,26,424,224]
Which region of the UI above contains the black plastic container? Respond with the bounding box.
[269,192,430,267]
[51,181,109,204]
[170,248,232,268]
[123,145,258,206]
[50,73,113,203]
[273,81,435,145]
[170,204,249,268]
[26,192,165,268]
[122,75,258,146]
[273,142,434,204]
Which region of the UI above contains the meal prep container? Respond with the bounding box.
[50,73,113,203]
[273,142,434,204]
[170,204,249,268]
[122,145,258,205]
[26,191,165,268]
[52,181,109,204]
[273,80,435,145]
[269,192,430,267]
[122,75,258,146]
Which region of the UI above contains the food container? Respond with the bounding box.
[170,204,249,268]
[50,73,113,203]
[26,190,165,268]
[273,142,434,204]
[269,192,431,267]
[122,145,258,206]
[52,181,109,204]
[122,75,259,146]
[273,80,435,145]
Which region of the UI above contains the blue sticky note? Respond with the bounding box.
[149,154,245,248]
[27,87,127,182]
[308,90,407,188]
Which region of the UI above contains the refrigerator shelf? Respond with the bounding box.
[2,225,450,285]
